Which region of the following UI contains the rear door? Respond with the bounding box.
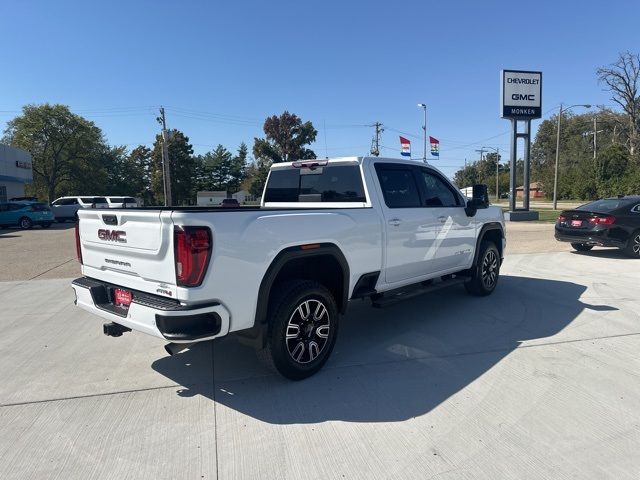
[374,163,440,284]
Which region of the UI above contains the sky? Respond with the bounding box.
[1,0,638,178]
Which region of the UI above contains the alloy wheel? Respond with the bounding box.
[285,299,330,364]
[634,234,640,256]
[481,250,498,289]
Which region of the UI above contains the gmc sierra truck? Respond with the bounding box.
[72,157,505,379]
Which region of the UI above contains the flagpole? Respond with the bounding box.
[418,103,427,162]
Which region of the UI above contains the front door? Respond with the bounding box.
[416,167,477,271]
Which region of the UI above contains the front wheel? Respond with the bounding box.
[465,240,500,296]
[258,280,339,380]
[571,243,593,252]
[19,217,33,229]
[623,231,640,258]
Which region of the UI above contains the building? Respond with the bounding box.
[516,182,545,199]
[197,190,228,206]
[0,144,33,202]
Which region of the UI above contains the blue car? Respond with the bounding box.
[0,202,55,229]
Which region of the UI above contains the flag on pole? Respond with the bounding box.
[430,136,440,157]
[399,136,411,157]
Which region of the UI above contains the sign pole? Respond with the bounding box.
[509,119,517,212]
[523,120,532,211]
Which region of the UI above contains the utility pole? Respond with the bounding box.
[588,117,603,160]
[475,148,487,163]
[370,122,383,157]
[157,107,173,206]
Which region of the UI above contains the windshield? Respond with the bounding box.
[577,198,635,212]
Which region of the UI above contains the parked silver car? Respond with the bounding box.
[50,196,109,222]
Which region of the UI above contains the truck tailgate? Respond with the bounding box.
[78,209,178,297]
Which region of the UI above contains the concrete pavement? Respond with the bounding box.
[0,251,639,479]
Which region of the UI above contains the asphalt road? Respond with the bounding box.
[0,223,639,479]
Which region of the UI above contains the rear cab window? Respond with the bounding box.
[263,161,368,206]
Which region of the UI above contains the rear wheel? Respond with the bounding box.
[19,217,33,229]
[257,280,338,380]
[571,243,593,252]
[465,240,500,296]
[623,231,640,258]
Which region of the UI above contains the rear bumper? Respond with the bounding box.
[554,227,626,248]
[72,277,230,343]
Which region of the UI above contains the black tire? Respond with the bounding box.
[41,223,52,229]
[257,280,339,380]
[18,217,33,229]
[623,230,640,258]
[465,240,500,296]
[571,243,593,252]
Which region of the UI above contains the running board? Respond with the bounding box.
[371,276,469,308]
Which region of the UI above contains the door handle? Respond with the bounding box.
[388,218,401,227]
[438,215,447,223]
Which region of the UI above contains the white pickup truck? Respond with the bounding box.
[72,157,505,379]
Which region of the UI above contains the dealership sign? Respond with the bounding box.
[501,70,542,119]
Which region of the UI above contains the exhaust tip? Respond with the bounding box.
[164,342,194,356]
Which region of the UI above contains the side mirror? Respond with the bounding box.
[465,184,489,217]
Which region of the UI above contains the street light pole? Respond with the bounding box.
[418,104,427,162]
[552,104,563,210]
[552,103,591,210]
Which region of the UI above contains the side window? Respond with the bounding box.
[69,199,79,205]
[375,166,421,208]
[419,169,461,207]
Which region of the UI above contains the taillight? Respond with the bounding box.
[75,222,83,264]
[589,215,615,225]
[174,226,211,287]
[557,215,566,223]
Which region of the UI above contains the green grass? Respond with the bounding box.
[534,209,562,223]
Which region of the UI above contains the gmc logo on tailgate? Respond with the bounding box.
[98,229,127,243]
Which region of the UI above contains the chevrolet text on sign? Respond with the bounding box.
[501,70,542,119]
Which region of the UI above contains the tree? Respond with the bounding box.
[597,52,640,156]
[126,145,153,202]
[253,111,317,164]
[228,143,248,194]
[150,129,196,205]
[248,159,271,197]
[2,104,106,201]
[249,112,316,196]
